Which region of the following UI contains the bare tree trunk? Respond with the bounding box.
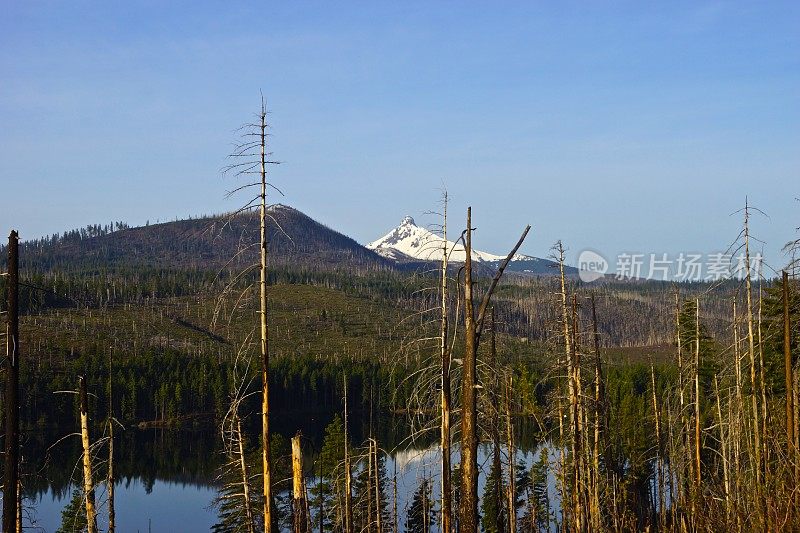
[694,299,702,493]
[783,271,794,459]
[757,272,768,472]
[393,459,398,533]
[590,294,604,532]
[15,478,21,533]
[439,193,452,533]
[733,300,743,532]
[259,100,274,532]
[459,207,479,532]
[3,230,20,533]
[107,349,115,533]
[458,209,529,532]
[79,376,98,533]
[714,375,731,524]
[557,243,581,532]
[238,417,256,533]
[743,205,762,489]
[292,433,308,533]
[795,371,800,512]
[675,292,689,516]
[492,431,503,533]
[367,439,374,533]
[506,376,517,533]
[372,440,383,533]
[343,376,353,533]
[557,398,569,530]
[651,365,664,527]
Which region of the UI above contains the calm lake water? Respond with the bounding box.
[17,415,562,532]
[31,479,218,532]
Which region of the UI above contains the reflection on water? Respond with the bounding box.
[19,414,560,532]
[30,479,218,532]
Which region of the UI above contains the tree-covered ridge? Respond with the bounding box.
[3,206,392,274]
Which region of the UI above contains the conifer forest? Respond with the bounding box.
[2,3,799,532]
[3,100,800,532]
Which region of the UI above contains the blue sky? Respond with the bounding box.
[1,1,798,272]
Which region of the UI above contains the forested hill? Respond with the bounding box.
[10,204,393,273]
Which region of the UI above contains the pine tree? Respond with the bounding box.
[212,433,291,533]
[520,448,551,533]
[311,416,350,532]
[56,489,88,533]
[405,478,434,533]
[480,450,507,533]
[352,446,390,531]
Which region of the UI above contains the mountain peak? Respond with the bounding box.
[367,216,534,264]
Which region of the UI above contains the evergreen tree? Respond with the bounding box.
[311,416,350,532]
[405,477,434,533]
[212,432,291,533]
[56,489,88,533]
[519,447,551,533]
[480,448,507,533]
[352,445,390,531]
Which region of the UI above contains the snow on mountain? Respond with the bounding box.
[366,216,533,263]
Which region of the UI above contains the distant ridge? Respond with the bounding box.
[17,205,392,273]
[12,206,581,278]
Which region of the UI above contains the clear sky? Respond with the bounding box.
[1,1,798,273]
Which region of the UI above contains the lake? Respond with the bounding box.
[15,415,563,532]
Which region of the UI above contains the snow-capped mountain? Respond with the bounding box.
[366,215,580,277]
[367,215,533,263]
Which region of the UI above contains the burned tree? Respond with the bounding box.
[2,230,20,533]
[459,207,529,531]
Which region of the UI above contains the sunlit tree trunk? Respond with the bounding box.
[292,433,308,533]
[259,101,274,532]
[239,417,256,533]
[714,375,731,523]
[506,376,516,533]
[694,299,702,492]
[459,207,479,532]
[343,376,353,533]
[107,350,116,533]
[783,271,794,461]
[79,376,98,533]
[439,193,452,533]
[590,294,604,531]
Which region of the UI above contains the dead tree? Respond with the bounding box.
[590,293,605,531]
[784,271,794,456]
[743,203,762,490]
[371,439,383,533]
[3,230,20,533]
[107,349,116,533]
[238,417,256,533]
[439,192,452,533]
[292,432,309,533]
[651,365,664,527]
[556,241,582,531]
[343,375,353,533]
[222,98,281,531]
[505,375,516,533]
[458,207,530,532]
[694,299,701,491]
[257,101,274,531]
[79,376,98,533]
[458,207,479,532]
